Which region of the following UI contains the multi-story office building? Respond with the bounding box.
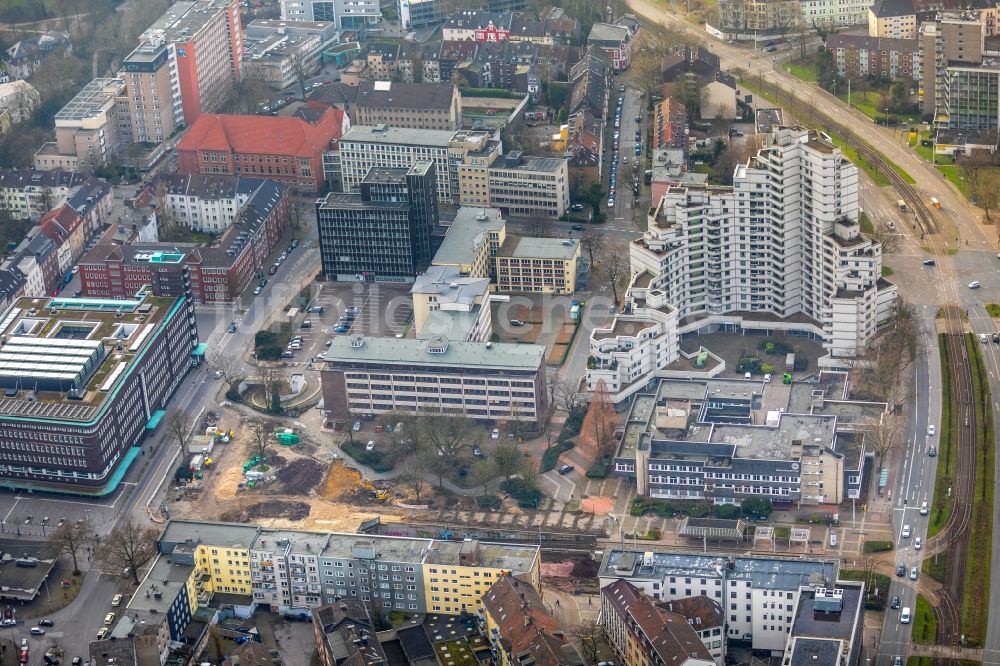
[601,580,716,666]
[279,0,381,28]
[921,14,985,120]
[80,180,291,302]
[939,61,1000,130]
[431,206,507,279]
[241,32,321,89]
[601,374,878,504]
[868,0,917,39]
[599,549,838,653]
[117,39,183,146]
[411,266,492,341]
[354,81,462,131]
[485,152,569,218]
[495,236,580,294]
[316,162,437,282]
[589,128,896,399]
[0,292,198,494]
[321,333,547,422]
[452,128,504,207]
[784,584,865,666]
[140,0,243,125]
[175,107,345,192]
[34,78,127,171]
[826,35,921,81]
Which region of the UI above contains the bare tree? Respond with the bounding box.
[572,619,610,663]
[491,441,522,483]
[595,244,630,306]
[398,453,433,503]
[631,46,664,101]
[577,226,602,267]
[848,301,918,404]
[551,378,580,417]
[863,412,903,463]
[470,459,497,497]
[289,50,312,98]
[871,223,901,254]
[246,418,277,464]
[586,380,618,458]
[49,518,93,576]
[257,364,287,412]
[207,351,245,395]
[95,519,158,586]
[167,409,196,452]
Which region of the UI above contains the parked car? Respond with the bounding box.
[491,428,500,439]
[29,627,44,636]
[969,281,982,289]
[365,440,375,451]
[111,594,123,607]
[558,464,574,475]
[104,613,115,626]
[96,628,109,640]
[922,259,936,266]
[353,420,361,432]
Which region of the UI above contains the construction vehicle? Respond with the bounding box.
[353,479,390,501]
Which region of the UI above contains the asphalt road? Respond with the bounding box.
[606,83,644,226]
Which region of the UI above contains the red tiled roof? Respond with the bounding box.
[39,205,83,244]
[176,107,344,158]
[659,596,724,630]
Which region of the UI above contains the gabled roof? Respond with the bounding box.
[176,107,344,158]
[588,22,630,46]
[483,574,583,666]
[869,0,915,18]
[39,205,83,244]
[659,596,725,630]
[356,81,456,110]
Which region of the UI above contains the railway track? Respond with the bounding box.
[750,77,939,236]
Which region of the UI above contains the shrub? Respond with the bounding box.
[256,345,283,361]
[863,540,894,553]
[255,330,278,347]
[760,363,775,374]
[742,498,774,520]
[175,465,193,483]
[714,504,741,519]
[794,355,809,371]
[560,409,585,440]
[736,356,761,373]
[475,495,500,509]
[342,441,394,473]
[501,478,542,508]
[758,339,794,354]
[586,456,612,478]
[541,440,575,472]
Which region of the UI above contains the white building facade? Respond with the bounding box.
[279,0,381,28]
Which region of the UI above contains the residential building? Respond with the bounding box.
[650,148,708,212]
[940,61,1000,130]
[354,81,461,131]
[568,46,611,119]
[175,106,346,192]
[600,550,838,652]
[868,0,917,39]
[661,46,720,98]
[588,22,632,70]
[440,10,577,43]
[431,206,507,278]
[486,152,570,218]
[39,205,87,273]
[80,180,291,302]
[279,0,381,29]
[702,73,737,120]
[248,526,538,615]
[0,169,89,222]
[118,39,183,146]
[0,293,198,494]
[601,580,716,666]
[921,14,985,120]
[316,162,438,282]
[495,235,580,295]
[660,596,727,665]
[139,0,244,125]
[798,0,870,29]
[321,333,547,422]
[241,32,322,89]
[826,34,921,81]
[653,98,688,150]
[66,178,117,235]
[784,584,865,666]
[147,172,283,232]
[480,574,584,666]
[313,599,387,666]
[34,78,127,171]
[411,265,492,341]
[587,128,897,401]
[4,32,70,80]
[452,128,504,208]
[0,80,39,123]
[716,0,798,33]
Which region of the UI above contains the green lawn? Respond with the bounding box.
[786,60,817,83]
[913,594,937,643]
[859,211,874,233]
[881,266,894,277]
[986,304,1000,317]
[828,135,891,187]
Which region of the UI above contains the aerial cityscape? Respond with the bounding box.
[0,0,992,665]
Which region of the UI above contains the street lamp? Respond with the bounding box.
[883,108,889,127]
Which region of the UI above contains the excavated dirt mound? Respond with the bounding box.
[221,500,311,523]
[321,462,361,499]
[274,458,327,495]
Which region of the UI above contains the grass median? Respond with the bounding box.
[923,336,955,583]
[913,594,937,644]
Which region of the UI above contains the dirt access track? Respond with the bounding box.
[169,412,403,532]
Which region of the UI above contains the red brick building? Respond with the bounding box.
[79,179,291,303]
[175,105,345,192]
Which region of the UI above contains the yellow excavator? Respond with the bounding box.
[353,478,390,501]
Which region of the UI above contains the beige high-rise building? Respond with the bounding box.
[921,14,984,117]
[118,40,183,145]
[34,78,127,171]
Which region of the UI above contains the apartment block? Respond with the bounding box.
[921,14,985,119]
[601,580,716,666]
[826,35,921,81]
[141,0,243,125]
[783,584,865,666]
[321,333,547,422]
[587,22,632,70]
[431,206,507,278]
[354,81,461,131]
[316,162,437,282]
[118,39,183,146]
[600,550,837,653]
[480,575,584,666]
[80,179,291,302]
[495,235,580,295]
[485,152,569,218]
[0,293,198,494]
[411,266,493,342]
[147,172,281,232]
[868,0,917,39]
[940,62,1000,130]
[241,32,322,89]
[799,0,870,30]
[0,169,89,222]
[717,0,797,33]
[34,78,126,171]
[660,596,727,665]
[279,0,381,29]
[313,600,387,666]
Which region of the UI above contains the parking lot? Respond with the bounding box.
[0,484,133,538]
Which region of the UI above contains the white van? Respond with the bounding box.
[900,607,911,624]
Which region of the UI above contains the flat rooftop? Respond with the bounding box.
[792,584,862,640]
[341,125,456,147]
[711,413,837,460]
[160,520,261,549]
[790,638,842,666]
[433,207,505,267]
[143,0,233,43]
[55,78,124,121]
[257,528,331,554]
[498,235,579,260]
[129,555,195,614]
[325,334,545,370]
[425,540,538,573]
[319,535,432,563]
[0,294,182,419]
[0,556,55,601]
